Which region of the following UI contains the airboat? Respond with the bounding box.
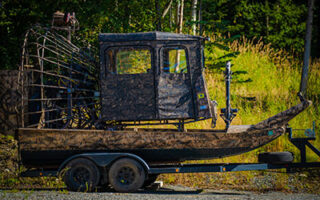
[17,25,311,167]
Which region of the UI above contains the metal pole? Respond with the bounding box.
[300,0,314,95]
[225,61,231,129]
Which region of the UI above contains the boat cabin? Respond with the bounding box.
[99,32,213,125]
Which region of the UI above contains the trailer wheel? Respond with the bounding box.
[258,152,294,164]
[143,174,159,187]
[63,158,100,192]
[108,158,145,192]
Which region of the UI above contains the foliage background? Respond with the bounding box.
[0,0,320,193]
[1,0,320,70]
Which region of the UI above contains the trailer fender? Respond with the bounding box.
[58,153,150,174]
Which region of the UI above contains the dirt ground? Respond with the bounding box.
[1,185,320,200]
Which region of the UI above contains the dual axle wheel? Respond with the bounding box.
[63,157,153,192]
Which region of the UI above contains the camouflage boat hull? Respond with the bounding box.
[17,100,311,168]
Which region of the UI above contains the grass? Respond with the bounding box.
[160,169,320,193]
[0,134,65,190]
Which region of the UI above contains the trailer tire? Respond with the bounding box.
[63,158,100,192]
[108,158,145,192]
[258,152,293,164]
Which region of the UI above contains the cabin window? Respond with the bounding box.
[106,48,152,74]
[163,48,188,73]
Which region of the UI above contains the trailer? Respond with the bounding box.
[18,126,320,192]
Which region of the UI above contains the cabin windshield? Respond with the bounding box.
[106,47,152,74]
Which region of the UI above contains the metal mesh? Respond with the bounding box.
[19,26,99,129]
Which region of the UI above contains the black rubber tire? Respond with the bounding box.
[63,158,100,192]
[258,151,294,164]
[143,174,159,187]
[108,158,146,192]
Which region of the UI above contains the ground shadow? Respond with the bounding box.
[0,186,247,196]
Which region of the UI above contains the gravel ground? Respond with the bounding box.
[1,185,320,200]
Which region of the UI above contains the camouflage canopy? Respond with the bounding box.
[99,32,214,127]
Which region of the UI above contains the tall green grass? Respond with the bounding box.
[160,36,320,192]
[185,36,320,161]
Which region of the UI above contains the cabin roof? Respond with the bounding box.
[99,31,204,42]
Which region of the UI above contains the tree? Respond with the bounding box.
[191,0,198,35]
[300,0,315,95]
[175,0,184,72]
[0,0,319,71]
[200,0,308,55]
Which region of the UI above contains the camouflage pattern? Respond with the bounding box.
[18,127,284,155]
[99,33,212,123]
[193,72,212,119]
[101,74,156,121]
[158,73,194,119]
[188,41,212,120]
[227,100,311,134]
[254,100,311,128]
[18,100,310,162]
[0,70,25,135]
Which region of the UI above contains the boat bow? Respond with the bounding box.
[227,100,312,134]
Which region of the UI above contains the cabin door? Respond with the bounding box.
[101,47,156,121]
[158,47,194,119]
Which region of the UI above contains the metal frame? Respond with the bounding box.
[288,126,320,163]
[19,26,99,129]
[149,162,320,174]
[220,61,238,129]
[21,159,320,178]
